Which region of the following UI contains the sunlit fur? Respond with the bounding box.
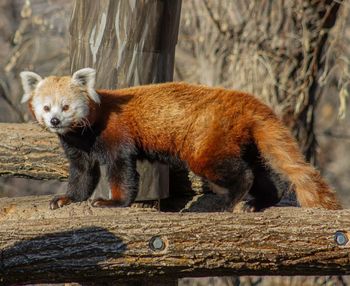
[20,68,99,135]
[31,77,91,134]
[21,70,341,210]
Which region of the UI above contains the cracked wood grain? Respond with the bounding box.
[0,123,68,180]
[0,195,349,284]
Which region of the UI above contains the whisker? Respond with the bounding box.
[83,117,93,131]
[75,117,92,134]
[74,118,88,134]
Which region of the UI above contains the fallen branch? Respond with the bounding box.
[0,123,68,180]
[0,195,349,284]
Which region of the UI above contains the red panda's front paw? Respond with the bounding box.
[91,198,127,208]
[50,195,73,210]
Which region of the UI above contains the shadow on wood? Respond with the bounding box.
[0,195,350,284]
[1,227,126,285]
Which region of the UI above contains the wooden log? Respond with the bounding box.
[0,195,349,285]
[0,123,67,180]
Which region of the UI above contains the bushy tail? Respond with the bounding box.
[252,118,341,210]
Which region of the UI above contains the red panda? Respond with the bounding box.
[20,68,341,210]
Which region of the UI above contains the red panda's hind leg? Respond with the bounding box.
[246,165,290,211]
[205,158,254,210]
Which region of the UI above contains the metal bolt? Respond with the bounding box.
[335,231,349,246]
[149,236,165,251]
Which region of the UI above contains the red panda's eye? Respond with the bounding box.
[62,105,69,111]
[43,105,50,112]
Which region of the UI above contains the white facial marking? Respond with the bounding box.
[32,90,89,134]
[21,69,97,135]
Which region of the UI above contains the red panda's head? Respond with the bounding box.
[20,68,100,135]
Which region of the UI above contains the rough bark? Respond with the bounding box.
[0,123,67,180]
[0,195,349,285]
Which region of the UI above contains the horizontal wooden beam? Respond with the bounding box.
[0,123,68,180]
[0,195,349,284]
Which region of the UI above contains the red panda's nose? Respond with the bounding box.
[50,117,60,126]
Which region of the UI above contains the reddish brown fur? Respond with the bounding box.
[28,101,35,119]
[94,84,256,174]
[87,82,340,210]
[110,184,126,201]
[92,184,126,207]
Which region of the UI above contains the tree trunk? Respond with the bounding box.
[0,195,349,285]
[69,0,182,201]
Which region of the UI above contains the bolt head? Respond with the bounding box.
[335,231,349,246]
[149,236,165,251]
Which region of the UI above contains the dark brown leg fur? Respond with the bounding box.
[205,158,254,210]
[246,166,288,211]
[92,155,139,208]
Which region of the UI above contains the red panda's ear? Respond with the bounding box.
[72,68,100,104]
[19,71,43,103]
